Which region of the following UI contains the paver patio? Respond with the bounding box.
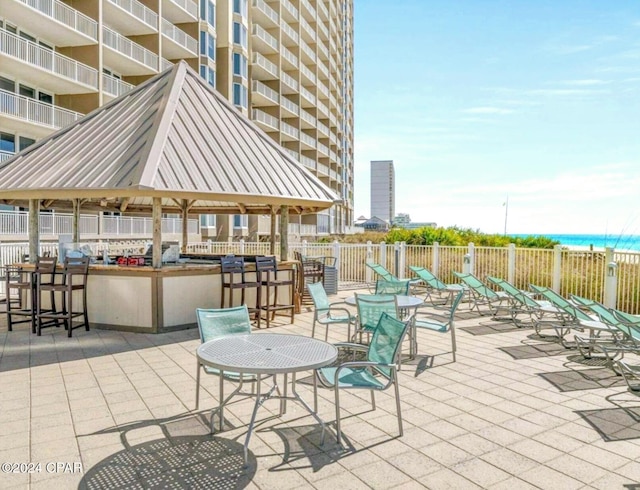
[1,290,639,489]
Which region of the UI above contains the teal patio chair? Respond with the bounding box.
[366,262,396,281]
[529,285,616,349]
[315,312,412,445]
[307,281,356,341]
[487,275,563,328]
[353,293,399,343]
[411,289,465,362]
[453,272,511,317]
[375,279,411,295]
[409,266,466,307]
[195,305,256,430]
[570,295,640,367]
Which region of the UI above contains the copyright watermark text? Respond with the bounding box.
[1,462,83,474]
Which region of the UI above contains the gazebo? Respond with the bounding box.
[0,61,338,267]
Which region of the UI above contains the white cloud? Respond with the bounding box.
[554,79,611,86]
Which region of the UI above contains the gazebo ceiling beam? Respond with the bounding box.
[119,198,130,213]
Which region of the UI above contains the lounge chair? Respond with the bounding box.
[487,276,564,328]
[408,266,466,307]
[375,278,411,295]
[411,289,465,362]
[366,262,396,282]
[452,272,511,317]
[315,312,412,445]
[529,285,617,349]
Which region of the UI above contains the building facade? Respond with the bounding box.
[0,0,353,240]
[370,159,394,224]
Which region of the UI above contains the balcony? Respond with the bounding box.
[300,17,316,43]
[283,148,299,161]
[280,19,299,46]
[318,43,329,61]
[281,121,299,141]
[300,85,316,106]
[300,131,315,149]
[251,52,278,80]
[0,29,98,94]
[300,154,316,170]
[160,58,174,71]
[0,150,15,162]
[318,20,329,40]
[102,26,159,75]
[318,1,329,20]
[317,162,330,176]
[300,0,316,21]
[317,120,329,136]
[281,0,299,22]
[281,46,298,69]
[279,96,298,117]
[300,63,316,84]
[317,142,329,156]
[251,24,278,53]
[102,73,135,101]
[252,108,278,131]
[161,18,197,58]
[300,108,315,128]
[162,0,198,24]
[0,89,83,138]
[251,80,279,106]
[280,71,298,94]
[300,40,316,64]
[2,0,97,46]
[317,81,329,98]
[104,0,158,36]
[252,0,279,26]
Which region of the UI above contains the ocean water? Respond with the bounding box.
[514,234,640,251]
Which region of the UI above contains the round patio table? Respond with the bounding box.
[344,294,424,309]
[197,333,337,464]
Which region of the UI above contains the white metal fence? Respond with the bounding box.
[0,211,198,237]
[4,239,640,314]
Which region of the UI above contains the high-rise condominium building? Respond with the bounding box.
[370,160,394,224]
[0,0,353,239]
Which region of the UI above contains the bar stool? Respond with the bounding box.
[293,251,324,305]
[255,256,295,328]
[36,256,90,337]
[5,256,57,333]
[220,256,261,325]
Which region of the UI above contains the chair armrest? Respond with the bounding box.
[333,342,368,351]
[326,306,354,318]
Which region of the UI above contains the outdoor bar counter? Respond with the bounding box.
[20,261,297,334]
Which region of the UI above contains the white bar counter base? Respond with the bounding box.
[20,262,296,333]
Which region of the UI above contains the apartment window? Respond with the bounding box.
[233,215,248,227]
[232,53,247,78]
[200,0,215,26]
[200,214,216,227]
[38,92,52,105]
[0,76,15,92]
[232,22,247,48]
[200,65,216,88]
[0,133,15,153]
[19,136,35,151]
[232,83,247,108]
[233,0,248,17]
[200,31,215,61]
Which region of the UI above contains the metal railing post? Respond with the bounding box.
[552,245,562,292]
[365,241,373,284]
[467,242,475,275]
[604,248,618,308]
[508,243,516,284]
[432,241,439,277]
[379,242,386,270]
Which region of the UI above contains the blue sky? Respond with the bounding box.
[353,0,640,235]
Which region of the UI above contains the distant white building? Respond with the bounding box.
[370,160,395,223]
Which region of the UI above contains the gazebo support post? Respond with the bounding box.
[270,208,277,255]
[28,199,40,264]
[181,200,188,254]
[279,205,288,262]
[72,198,80,244]
[152,197,162,269]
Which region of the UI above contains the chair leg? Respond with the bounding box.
[311,317,317,338]
[393,373,403,437]
[451,326,457,362]
[370,390,375,410]
[195,361,201,410]
[334,384,342,446]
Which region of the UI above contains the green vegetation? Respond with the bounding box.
[326,226,560,248]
